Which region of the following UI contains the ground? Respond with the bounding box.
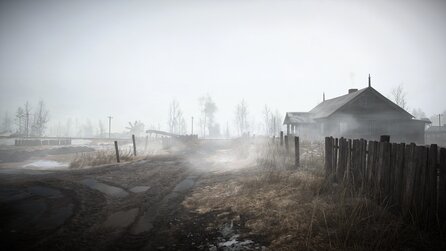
[1,139,445,251]
[0,139,269,250]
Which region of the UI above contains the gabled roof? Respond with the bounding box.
[309,88,368,119]
[309,87,414,119]
[283,112,314,124]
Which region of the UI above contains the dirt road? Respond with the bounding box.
[0,140,265,250]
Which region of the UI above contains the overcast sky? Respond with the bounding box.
[1,0,446,134]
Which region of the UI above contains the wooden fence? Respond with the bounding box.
[15,138,72,146]
[325,136,446,227]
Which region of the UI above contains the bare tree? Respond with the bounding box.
[31,100,50,137]
[1,112,12,133]
[98,120,106,138]
[391,84,408,110]
[168,100,186,134]
[412,108,426,119]
[24,101,32,137]
[15,107,25,135]
[262,105,272,135]
[198,95,217,137]
[235,99,249,136]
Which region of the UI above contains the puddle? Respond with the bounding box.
[23,160,69,170]
[0,188,32,202]
[132,214,154,234]
[104,208,139,228]
[130,186,150,193]
[173,178,195,193]
[27,186,63,198]
[81,178,129,198]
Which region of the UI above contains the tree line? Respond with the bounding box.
[1,100,50,137]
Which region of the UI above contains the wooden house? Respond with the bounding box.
[283,77,428,143]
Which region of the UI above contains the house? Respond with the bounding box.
[426,125,446,146]
[283,76,429,144]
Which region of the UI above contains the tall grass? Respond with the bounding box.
[184,139,443,250]
[69,148,139,169]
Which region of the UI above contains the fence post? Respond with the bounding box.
[132,134,137,156]
[284,135,289,152]
[325,137,333,178]
[402,143,416,217]
[294,136,299,168]
[280,131,284,146]
[439,148,446,224]
[114,141,120,163]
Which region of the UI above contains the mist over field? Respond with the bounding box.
[1,1,446,250]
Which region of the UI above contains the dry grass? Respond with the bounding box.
[69,148,142,169]
[184,139,443,250]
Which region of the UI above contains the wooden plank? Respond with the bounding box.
[325,137,333,179]
[389,143,398,207]
[350,139,359,185]
[379,142,391,202]
[402,143,416,217]
[333,138,339,181]
[345,139,353,184]
[426,144,438,226]
[294,136,300,169]
[439,148,446,224]
[413,146,427,222]
[392,143,405,211]
[337,138,347,183]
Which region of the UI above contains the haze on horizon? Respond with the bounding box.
[1,0,446,135]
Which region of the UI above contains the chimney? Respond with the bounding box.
[323,92,325,102]
[348,88,358,94]
[368,74,371,87]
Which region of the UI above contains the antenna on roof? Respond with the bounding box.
[368,74,371,87]
[323,92,325,102]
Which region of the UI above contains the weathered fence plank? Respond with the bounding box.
[439,148,446,224]
[337,138,347,182]
[294,136,300,169]
[325,137,333,178]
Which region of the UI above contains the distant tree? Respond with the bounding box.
[31,100,50,137]
[198,95,217,137]
[168,100,186,134]
[83,119,93,137]
[391,84,408,110]
[15,107,25,135]
[412,108,427,119]
[98,120,106,138]
[1,112,12,133]
[23,101,32,137]
[235,99,249,136]
[65,118,72,137]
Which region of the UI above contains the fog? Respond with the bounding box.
[1,0,446,135]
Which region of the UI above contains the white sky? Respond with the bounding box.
[1,0,446,133]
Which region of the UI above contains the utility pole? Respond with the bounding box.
[107,116,113,138]
[191,116,194,135]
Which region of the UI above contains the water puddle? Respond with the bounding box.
[173,178,195,193]
[130,186,150,193]
[81,178,129,198]
[23,160,69,170]
[103,208,139,228]
[27,186,63,198]
[0,188,32,202]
